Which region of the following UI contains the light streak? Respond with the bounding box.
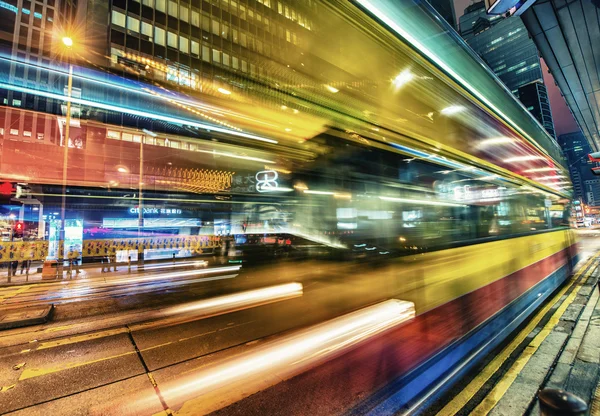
[304,190,335,195]
[140,260,208,271]
[379,196,466,207]
[157,300,415,413]
[354,1,560,166]
[531,175,567,181]
[163,282,303,316]
[503,155,546,163]
[523,167,560,173]
[108,265,242,285]
[392,69,415,89]
[478,137,516,147]
[440,105,465,115]
[0,83,278,144]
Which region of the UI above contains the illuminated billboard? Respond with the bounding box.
[485,0,536,15]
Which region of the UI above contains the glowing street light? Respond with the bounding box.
[58,34,75,275]
[62,36,73,48]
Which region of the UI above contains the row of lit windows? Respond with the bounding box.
[127,0,312,32]
[107,128,209,152]
[0,125,45,140]
[111,46,259,92]
[515,62,539,75]
[112,9,299,54]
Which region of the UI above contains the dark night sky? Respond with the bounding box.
[453,0,580,137]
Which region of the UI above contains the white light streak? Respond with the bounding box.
[478,137,516,147]
[164,282,303,316]
[440,105,465,115]
[503,155,546,163]
[379,196,466,207]
[532,175,567,181]
[304,190,335,195]
[158,300,415,414]
[523,167,560,173]
[392,69,415,89]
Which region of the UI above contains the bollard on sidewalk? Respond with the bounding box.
[538,389,587,416]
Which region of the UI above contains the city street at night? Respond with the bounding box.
[1,0,599,414]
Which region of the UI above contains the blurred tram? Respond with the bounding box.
[0,0,577,411]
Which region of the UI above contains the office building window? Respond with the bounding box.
[127,16,140,32]
[202,45,210,62]
[111,10,126,27]
[180,5,189,22]
[168,31,177,48]
[154,27,166,45]
[191,40,199,56]
[179,36,188,53]
[141,21,152,37]
[168,1,177,17]
[212,48,221,63]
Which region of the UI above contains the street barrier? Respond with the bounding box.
[0,235,221,262]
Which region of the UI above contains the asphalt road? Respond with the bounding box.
[0,231,596,415]
[0,256,407,415]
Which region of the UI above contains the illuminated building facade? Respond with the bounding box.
[0,0,77,109]
[81,0,317,99]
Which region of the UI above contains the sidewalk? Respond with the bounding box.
[492,269,600,415]
[434,255,600,415]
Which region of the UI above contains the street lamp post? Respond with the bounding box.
[58,36,74,277]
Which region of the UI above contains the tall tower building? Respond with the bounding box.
[458,1,556,139]
[0,1,78,147]
[557,131,600,205]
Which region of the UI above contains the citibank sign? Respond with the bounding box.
[129,207,182,215]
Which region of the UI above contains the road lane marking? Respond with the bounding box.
[18,350,138,381]
[0,286,31,303]
[36,327,129,350]
[437,253,598,416]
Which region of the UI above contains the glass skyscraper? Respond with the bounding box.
[459,1,556,139]
[558,131,600,205]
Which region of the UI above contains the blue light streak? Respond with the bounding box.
[0,82,278,145]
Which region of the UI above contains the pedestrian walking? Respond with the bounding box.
[110,248,118,272]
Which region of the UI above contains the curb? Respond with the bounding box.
[0,304,54,330]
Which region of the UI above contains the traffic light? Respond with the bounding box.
[13,222,24,239]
